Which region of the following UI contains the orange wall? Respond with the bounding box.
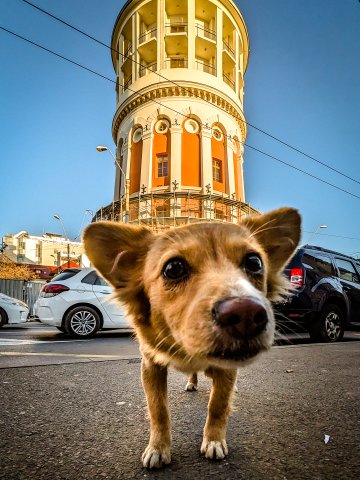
[211,134,227,193]
[152,130,170,187]
[181,129,201,187]
[130,139,142,194]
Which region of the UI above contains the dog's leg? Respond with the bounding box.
[185,372,198,391]
[141,357,171,468]
[201,367,237,460]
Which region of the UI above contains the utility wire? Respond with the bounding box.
[18,0,360,187]
[1,24,360,202]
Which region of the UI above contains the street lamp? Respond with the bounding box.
[53,214,71,268]
[307,225,328,244]
[53,214,68,239]
[85,209,94,221]
[96,145,130,222]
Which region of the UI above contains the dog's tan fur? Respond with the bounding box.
[83,207,301,468]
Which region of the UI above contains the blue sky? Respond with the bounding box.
[0,0,359,256]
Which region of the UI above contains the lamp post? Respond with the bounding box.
[307,225,328,244]
[96,145,130,222]
[85,209,94,221]
[53,214,71,268]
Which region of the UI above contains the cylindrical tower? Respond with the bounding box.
[95,0,259,228]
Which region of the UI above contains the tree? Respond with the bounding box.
[0,254,36,280]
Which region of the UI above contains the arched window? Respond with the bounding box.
[152,119,171,188]
[181,118,201,187]
[211,124,227,194]
[129,127,143,194]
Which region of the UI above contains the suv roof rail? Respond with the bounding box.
[301,244,357,261]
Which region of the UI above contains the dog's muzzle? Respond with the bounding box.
[211,296,268,340]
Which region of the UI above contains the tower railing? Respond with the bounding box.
[195,59,216,75]
[195,24,216,42]
[139,62,157,77]
[123,75,132,92]
[223,39,235,57]
[139,27,157,45]
[165,22,188,34]
[223,72,235,90]
[121,43,132,63]
[164,58,188,69]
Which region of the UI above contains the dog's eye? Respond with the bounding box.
[243,253,263,274]
[162,257,189,281]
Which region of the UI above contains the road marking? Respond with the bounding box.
[0,351,123,358]
[0,339,87,346]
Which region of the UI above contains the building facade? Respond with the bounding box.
[2,232,88,268]
[95,0,259,229]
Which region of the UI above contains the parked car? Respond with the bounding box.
[34,268,130,338]
[275,245,360,342]
[0,293,29,327]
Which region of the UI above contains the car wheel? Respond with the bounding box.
[0,307,8,327]
[309,304,344,343]
[64,306,100,338]
[56,326,66,333]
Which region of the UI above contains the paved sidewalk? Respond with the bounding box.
[1,343,359,479]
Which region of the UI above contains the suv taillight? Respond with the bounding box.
[40,284,70,297]
[290,268,303,288]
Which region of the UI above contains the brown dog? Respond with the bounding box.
[83,207,301,468]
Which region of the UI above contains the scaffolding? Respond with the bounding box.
[94,191,260,231]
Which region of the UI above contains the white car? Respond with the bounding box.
[34,268,130,338]
[0,293,29,327]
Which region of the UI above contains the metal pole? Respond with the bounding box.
[67,242,70,268]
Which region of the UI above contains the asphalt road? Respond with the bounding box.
[0,324,360,479]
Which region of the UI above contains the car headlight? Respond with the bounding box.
[0,298,27,308]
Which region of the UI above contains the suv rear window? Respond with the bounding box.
[302,252,334,275]
[51,269,81,282]
[334,258,360,284]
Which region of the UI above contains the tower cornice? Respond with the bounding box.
[112,83,247,143]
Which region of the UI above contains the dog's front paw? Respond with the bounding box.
[185,381,198,391]
[142,444,171,468]
[201,438,228,460]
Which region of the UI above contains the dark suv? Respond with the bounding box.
[275,245,360,342]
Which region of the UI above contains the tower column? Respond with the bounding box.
[114,145,121,201]
[216,7,223,80]
[201,130,213,191]
[157,0,165,69]
[170,125,182,189]
[239,144,245,201]
[188,0,195,69]
[140,131,153,190]
[132,12,140,81]
[235,31,240,97]
[227,143,236,197]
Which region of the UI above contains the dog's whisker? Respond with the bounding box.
[246,218,276,237]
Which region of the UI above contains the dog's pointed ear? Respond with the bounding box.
[244,207,301,272]
[82,221,154,288]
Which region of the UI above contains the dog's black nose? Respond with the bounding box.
[212,297,268,338]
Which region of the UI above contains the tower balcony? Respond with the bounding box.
[139,61,157,78]
[222,39,235,61]
[195,23,216,42]
[223,71,235,90]
[138,27,157,63]
[121,42,132,64]
[165,23,188,57]
[195,58,216,76]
